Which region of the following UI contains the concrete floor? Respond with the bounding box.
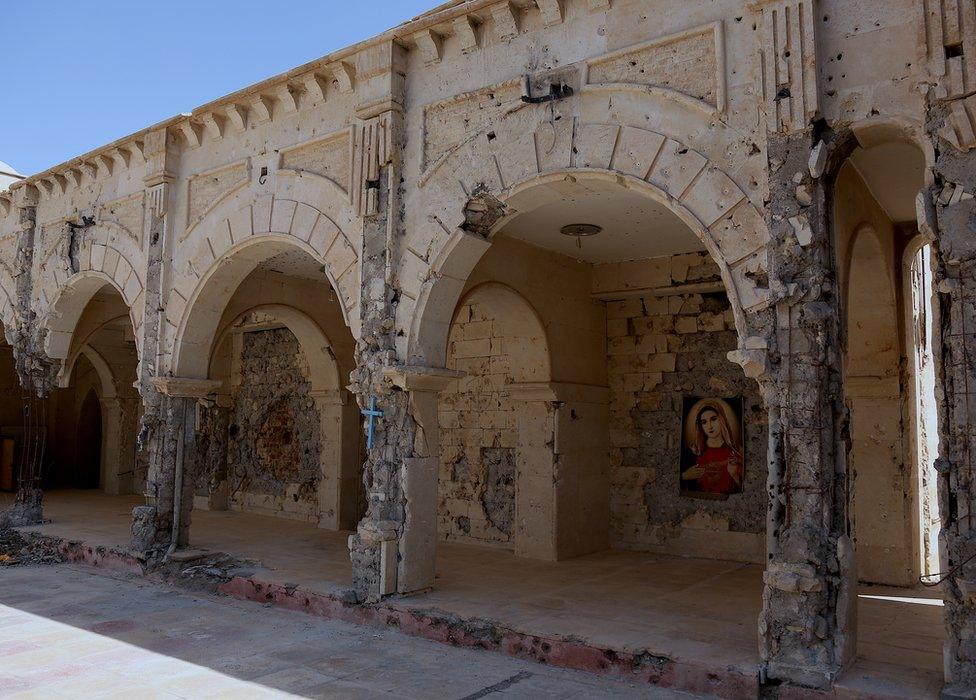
[5,490,947,697]
[0,564,687,699]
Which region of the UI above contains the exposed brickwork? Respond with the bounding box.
[606,254,767,559]
[227,327,321,521]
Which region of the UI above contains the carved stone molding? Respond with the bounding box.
[753,0,820,133]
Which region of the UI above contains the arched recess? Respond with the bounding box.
[60,345,128,496]
[44,269,142,363]
[439,282,556,557]
[39,218,146,362]
[401,85,771,368]
[169,168,362,375]
[196,295,360,530]
[210,304,341,392]
[409,169,764,370]
[844,224,913,585]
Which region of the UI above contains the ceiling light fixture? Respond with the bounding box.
[560,223,602,250]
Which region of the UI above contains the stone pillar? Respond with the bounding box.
[346,41,416,602]
[0,182,52,528]
[926,141,976,697]
[756,131,855,688]
[130,127,179,547]
[313,388,352,531]
[131,377,220,552]
[100,396,123,495]
[748,0,856,688]
[383,366,462,594]
[510,384,559,561]
[511,382,611,561]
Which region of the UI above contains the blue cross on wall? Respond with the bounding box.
[361,396,383,449]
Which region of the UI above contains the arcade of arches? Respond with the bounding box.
[2,1,976,697]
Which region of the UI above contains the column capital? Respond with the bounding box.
[150,376,222,398]
[383,365,463,393]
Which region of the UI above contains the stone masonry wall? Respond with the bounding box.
[607,252,767,563]
[227,327,322,521]
[438,298,519,548]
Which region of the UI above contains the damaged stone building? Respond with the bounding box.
[0,0,974,697]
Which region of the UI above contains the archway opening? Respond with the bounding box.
[831,134,944,684]
[46,285,143,514]
[0,325,26,502]
[74,389,102,489]
[180,242,363,587]
[425,174,767,666]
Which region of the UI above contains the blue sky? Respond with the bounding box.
[2,1,436,176]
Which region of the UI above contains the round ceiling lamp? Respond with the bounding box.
[560,223,603,250]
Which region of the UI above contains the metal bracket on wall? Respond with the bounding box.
[520,74,574,104]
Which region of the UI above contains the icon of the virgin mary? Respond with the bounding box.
[680,397,744,497]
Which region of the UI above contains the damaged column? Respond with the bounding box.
[927,104,976,696]
[347,41,418,602]
[132,377,220,552]
[0,181,54,528]
[751,0,856,688]
[129,128,182,552]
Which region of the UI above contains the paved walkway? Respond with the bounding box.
[0,564,695,699]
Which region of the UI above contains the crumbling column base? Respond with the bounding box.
[0,488,43,528]
[349,519,399,603]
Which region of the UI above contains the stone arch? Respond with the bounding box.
[403,86,770,367]
[44,268,142,363]
[60,346,129,495]
[410,169,763,369]
[172,234,355,379]
[839,116,936,187]
[61,344,118,398]
[169,169,361,371]
[209,304,342,393]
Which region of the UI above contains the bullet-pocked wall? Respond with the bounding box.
[193,262,363,531]
[605,252,767,563]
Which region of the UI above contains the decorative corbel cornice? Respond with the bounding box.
[53,173,68,194]
[179,120,203,147]
[275,83,299,113]
[35,179,53,197]
[64,167,83,188]
[110,147,131,168]
[96,153,115,177]
[80,161,99,180]
[303,72,329,103]
[11,182,38,208]
[250,95,273,123]
[224,103,248,132]
[332,61,355,93]
[492,2,519,41]
[414,28,444,65]
[131,140,147,160]
[453,16,480,54]
[201,112,225,140]
[536,0,563,26]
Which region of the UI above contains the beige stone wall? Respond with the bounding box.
[834,161,916,586]
[438,292,533,547]
[605,252,767,563]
